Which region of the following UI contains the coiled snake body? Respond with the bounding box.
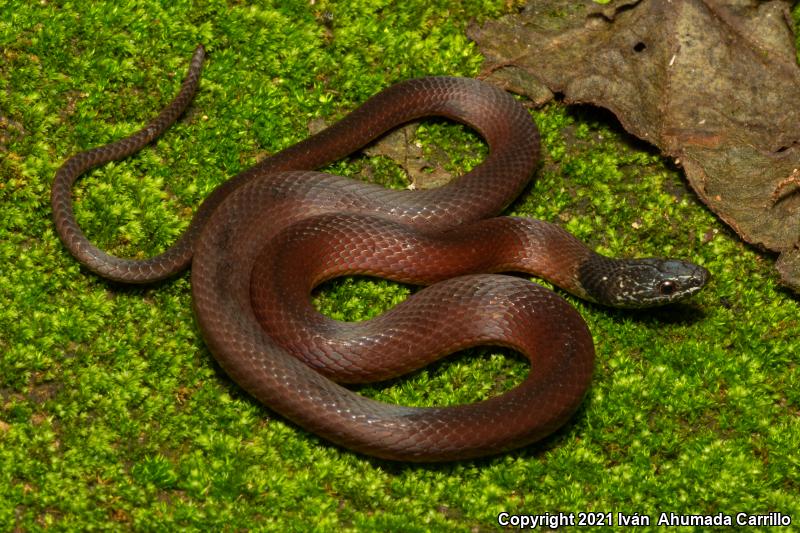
[52,46,708,461]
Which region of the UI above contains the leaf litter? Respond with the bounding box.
[468,0,800,289]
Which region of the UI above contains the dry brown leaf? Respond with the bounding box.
[308,119,454,189]
[468,0,800,289]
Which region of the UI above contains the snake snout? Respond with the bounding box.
[653,259,711,286]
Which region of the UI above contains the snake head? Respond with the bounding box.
[578,257,710,309]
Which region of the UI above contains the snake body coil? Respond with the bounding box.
[52,46,708,461]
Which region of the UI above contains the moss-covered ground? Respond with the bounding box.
[2,1,799,531]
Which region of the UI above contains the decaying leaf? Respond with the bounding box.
[468,0,800,289]
[308,119,455,189]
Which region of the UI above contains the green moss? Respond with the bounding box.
[1,0,799,531]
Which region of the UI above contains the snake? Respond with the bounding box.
[52,45,709,461]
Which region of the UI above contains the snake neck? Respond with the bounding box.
[479,217,709,309]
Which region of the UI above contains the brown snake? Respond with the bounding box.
[52,46,709,461]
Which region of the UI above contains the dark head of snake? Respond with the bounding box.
[578,256,709,309]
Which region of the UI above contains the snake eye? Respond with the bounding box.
[658,280,677,296]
